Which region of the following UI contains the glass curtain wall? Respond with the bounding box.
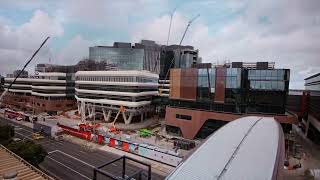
[197,68,215,100]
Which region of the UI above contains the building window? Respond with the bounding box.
[176,114,192,120]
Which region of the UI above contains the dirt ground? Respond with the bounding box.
[283,126,320,180]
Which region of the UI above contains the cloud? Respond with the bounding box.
[130,0,320,89]
[55,34,93,65]
[0,10,63,76]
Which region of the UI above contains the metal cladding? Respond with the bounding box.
[170,68,197,100]
[214,67,227,103]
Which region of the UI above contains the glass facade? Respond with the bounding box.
[226,68,241,89]
[171,66,290,115]
[89,47,144,71]
[197,68,215,99]
[248,69,287,91]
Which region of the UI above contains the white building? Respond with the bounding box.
[3,72,75,113]
[75,70,159,124]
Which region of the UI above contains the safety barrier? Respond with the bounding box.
[58,124,183,167]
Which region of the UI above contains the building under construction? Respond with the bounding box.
[165,62,298,139]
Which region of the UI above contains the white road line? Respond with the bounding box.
[19,127,34,133]
[15,132,33,140]
[49,150,95,168]
[46,156,91,180]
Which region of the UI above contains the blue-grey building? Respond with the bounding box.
[89,42,144,71]
[89,41,161,73]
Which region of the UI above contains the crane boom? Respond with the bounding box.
[0,37,50,104]
[162,14,200,87]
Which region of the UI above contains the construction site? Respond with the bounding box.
[0,3,320,180]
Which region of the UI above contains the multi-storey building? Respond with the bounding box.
[13,70,28,78]
[135,40,161,74]
[75,71,159,124]
[89,41,161,73]
[165,62,297,139]
[304,73,320,144]
[2,76,33,110]
[3,72,75,114]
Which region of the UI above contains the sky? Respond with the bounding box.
[0,0,319,89]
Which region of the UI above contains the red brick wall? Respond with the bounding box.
[2,92,75,113]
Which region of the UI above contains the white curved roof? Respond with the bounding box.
[75,70,159,78]
[166,116,283,180]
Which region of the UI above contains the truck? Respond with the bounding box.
[33,121,63,140]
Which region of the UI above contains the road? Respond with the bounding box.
[0,117,165,180]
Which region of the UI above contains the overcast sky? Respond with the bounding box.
[0,0,319,89]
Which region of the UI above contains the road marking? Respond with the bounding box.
[49,150,95,168]
[15,132,33,140]
[19,127,34,133]
[46,156,91,180]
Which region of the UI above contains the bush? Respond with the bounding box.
[7,140,48,166]
[0,124,14,145]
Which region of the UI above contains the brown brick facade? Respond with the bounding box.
[165,106,298,139]
[2,92,75,114]
[170,68,197,100]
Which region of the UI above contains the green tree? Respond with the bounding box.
[7,140,48,166]
[0,124,14,145]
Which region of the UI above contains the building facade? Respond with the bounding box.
[89,42,146,72]
[304,73,320,144]
[165,62,296,139]
[135,40,161,74]
[13,70,28,78]
[75,71,159,124]
[3,72,75,114]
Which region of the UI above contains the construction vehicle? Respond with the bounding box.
[138,129,153,138]
[33,121,63,140]
[108,105,125,134]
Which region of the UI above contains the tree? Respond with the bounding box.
[7,140,47,166]
[0,124,14,145]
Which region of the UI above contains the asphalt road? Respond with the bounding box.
[0,117,164,180]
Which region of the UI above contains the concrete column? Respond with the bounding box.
[102,109,112,122]
[123,112,133,124]
[141,113,144,123]
[305,120,310,138]
[80,101,86,123]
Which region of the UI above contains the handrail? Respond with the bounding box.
[0,144,54,180]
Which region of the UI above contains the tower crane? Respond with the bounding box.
[161,14,200,89]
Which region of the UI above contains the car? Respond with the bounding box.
[12,138,21,142]
[16,117,23,121]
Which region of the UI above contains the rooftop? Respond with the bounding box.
[0,144,52,180]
